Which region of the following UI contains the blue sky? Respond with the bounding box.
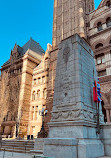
[0,0,101,68]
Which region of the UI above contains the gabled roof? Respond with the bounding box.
[2,38,45,67]
[22,38,45,55]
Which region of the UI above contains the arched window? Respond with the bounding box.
[35,106,38,120]
[43,88,47,99]
[106,0,111,7]
[37,90,40,99]
[97,22,103,31]
[33,78,36,85]
[96,54,105,65]
[32,91,36,101]
[45,57,49,69]
[106,17,111,27]
[38,77,41,84]
[95,43,103,49]
[42,76,45,83]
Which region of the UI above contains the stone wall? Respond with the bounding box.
[28,48,50,138]
[0,61,23,136]
[88,4,111,123]
[18,54,39,138]
[44,47,58,134]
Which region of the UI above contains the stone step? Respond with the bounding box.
[0,140,34,153]
[1,145,33,150]
[1,142,34,146]
[1,143,34,146]
[30,150,43,155]
[0,144,34,149]
[0,141,34,145]
[1,140,34,143]
[2,141,34,143]
[0,148,31,153]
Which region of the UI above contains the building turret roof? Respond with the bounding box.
[2,38,45,67]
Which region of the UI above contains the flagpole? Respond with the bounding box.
[97,102,100,134]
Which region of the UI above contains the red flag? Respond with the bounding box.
[93,80,98,102]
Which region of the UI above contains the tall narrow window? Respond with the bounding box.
[45,57,49,69]
[35,106,38,120]
[34,79,36,85]
[43,88,47,99]
[38,77,41,84]
[102,56,105,63]
[96,54,105,65]
[106,17,111,28]
[31,112,34,120]
[32,91,36,101]
[97,22,103,32]
[37,90,40,99]
[106,0,111,7]
[42,76,45,84]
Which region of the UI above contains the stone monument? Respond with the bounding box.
[42,34,105,158]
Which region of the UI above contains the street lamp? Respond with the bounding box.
[38,108,48,138]
[16,121,19,138]
[16,111,23,139]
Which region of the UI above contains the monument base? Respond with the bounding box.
[100,124,111,156]
[43,138,104,158]
[44,138,78,158]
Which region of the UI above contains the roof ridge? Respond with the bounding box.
[30,38,45,53]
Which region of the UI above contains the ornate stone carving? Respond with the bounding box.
[63,47,70,64]
[51,109,96,122]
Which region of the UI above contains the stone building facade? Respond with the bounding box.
[0,38,52,138]
[88,0,111,123]
[27,44,52,138]
[0,0,111,138]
